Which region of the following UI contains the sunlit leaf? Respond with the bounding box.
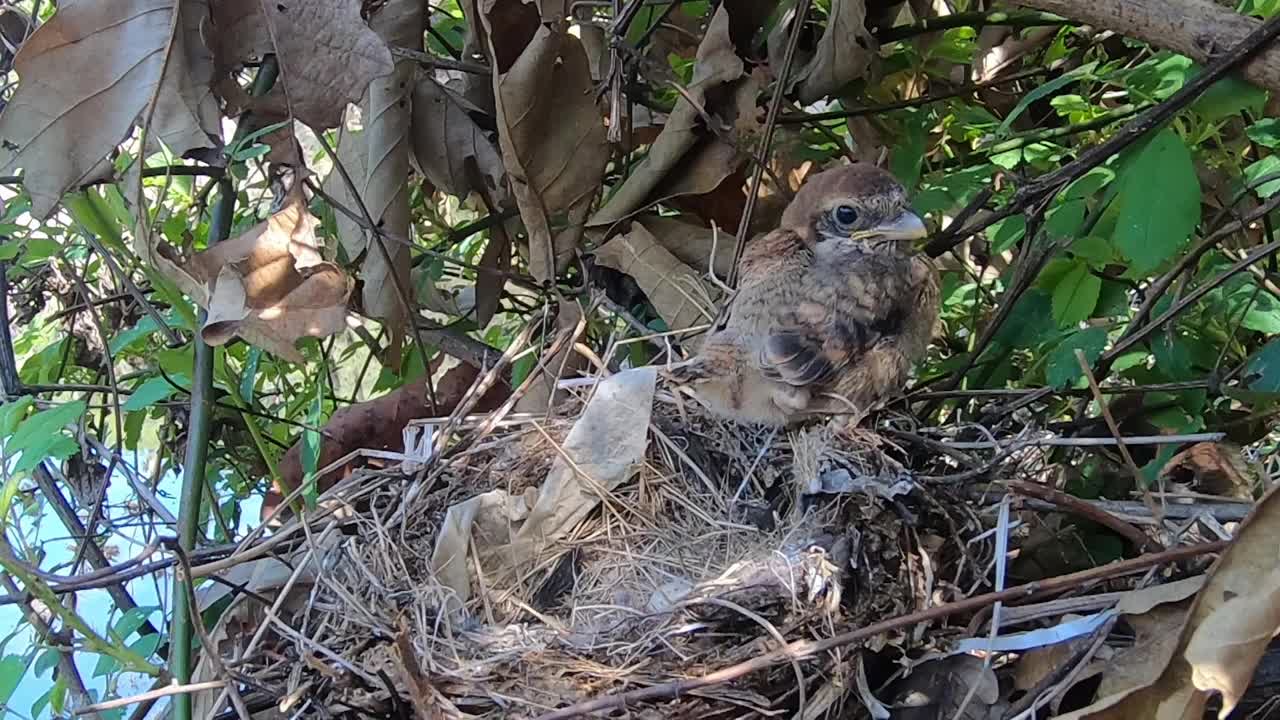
[1110,129,1200,275]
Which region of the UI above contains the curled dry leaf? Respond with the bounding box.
[768,0,878,104]
[1060,484,1280,720]
[594,221,720,332]
[208,0,393,130]
[410,74,508,204]
[1160,441,1257,500]
[589,6,754,228]
[0,0,221,218]
[484,23,608,283]
[138,186,352,363]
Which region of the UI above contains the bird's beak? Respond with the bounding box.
[870,210,928,242]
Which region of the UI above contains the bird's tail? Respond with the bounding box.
[659,357,709,384]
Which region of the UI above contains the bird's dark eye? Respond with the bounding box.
[833,204,859,226]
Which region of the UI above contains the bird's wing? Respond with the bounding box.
[757,257,914,389]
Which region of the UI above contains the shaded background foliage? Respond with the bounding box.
[0,0,1279,716]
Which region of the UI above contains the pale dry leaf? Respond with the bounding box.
[0,0,221,218]
[321,118,371,260]
[431,367,656,617]
[138,186,352,362]
[768,0,878,104]
[1185,565,1280,713]
[1092,602,1192,701]
[1059,484,1280,720]
[410,74,507,203]
[594,221,720,332]
[360,0,425,348]
[589,6,745,228]
[484,23,608,282]
[209,0,394,129]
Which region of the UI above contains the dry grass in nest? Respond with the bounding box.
[198,379,1007,719]
[200,374,1243,720]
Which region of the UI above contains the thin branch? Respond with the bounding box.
[534,541,1229,719]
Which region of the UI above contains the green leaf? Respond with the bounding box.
[1244,155,1280,197]
[240,347,262,402]
[993,289,1057,349]
[1191,72,1266,120]
[8,401,87,473]
[1110,129,1200,274]
[0,240,20,261]
[1063,166,1116,200]
[302,379,324,510]
[0,396,34,437]
[1046,327,1109,388]
[1069,235,1114,266]
[997,63,1095,135]
[1240,0,1280,18]
[33,649,58,678]
[1051,262,1101,327]
[890,108,930,189]
[1123,53,1193,100]
[1245,338,1280,392]
[122,375,186,412]
[129,633,161,659]
[92,651,119,678]
[988,215,1026,253]
[114,606,159,641]
[1045,198,1086,239]
[0,654,25,704]
[1247,117,1280,147]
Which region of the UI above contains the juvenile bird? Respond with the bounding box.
[670,164,939,426]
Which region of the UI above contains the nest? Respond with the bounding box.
[192,369,1225,719]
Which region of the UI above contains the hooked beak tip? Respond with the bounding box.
[870,211,928,242]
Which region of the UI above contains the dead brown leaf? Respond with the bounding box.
[1160,442,1258,500]
[139,185,352,362]
[410,75,508,203]
[632,214,737,281]
[769,0,878,104]
[473,230,511,328]
[589,6,751,228]
[209,0,394,129]
[1060,485,1280,720]
[484,23,607,283]
[0,0,221,218]
[594,221,720,332]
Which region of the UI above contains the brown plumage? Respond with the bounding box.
[670,164,940,426]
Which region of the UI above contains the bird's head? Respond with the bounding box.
[781,164,927,257]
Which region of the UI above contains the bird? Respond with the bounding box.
[667,163,940,427]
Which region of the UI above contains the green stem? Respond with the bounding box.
[0,547,162,676]
[168,55,278,720]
